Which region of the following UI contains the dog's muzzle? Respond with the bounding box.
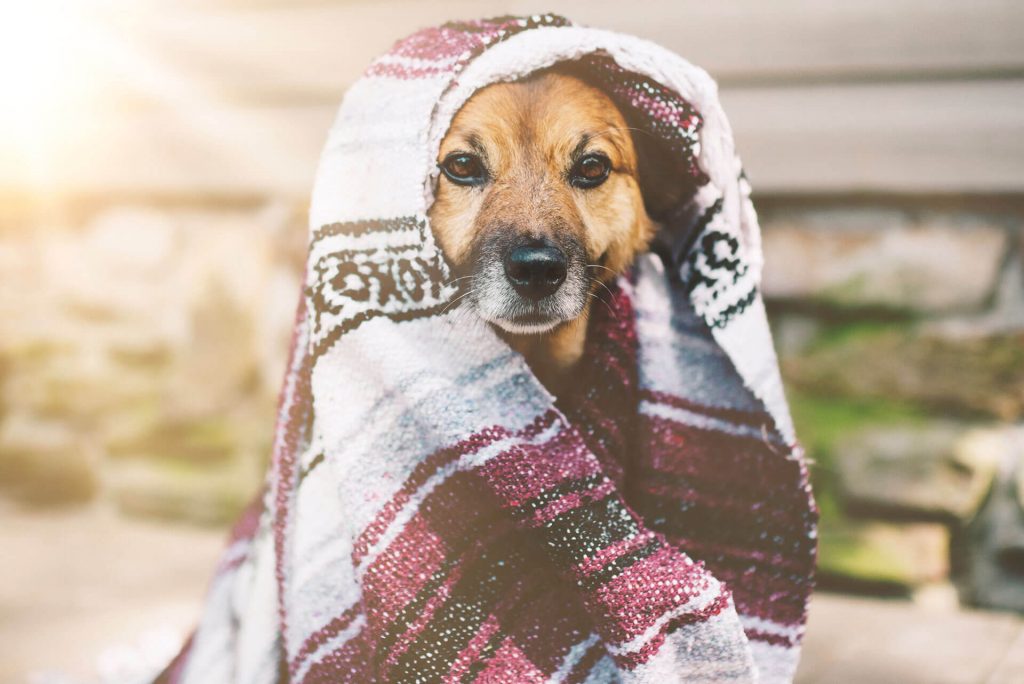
[467,230,588,335]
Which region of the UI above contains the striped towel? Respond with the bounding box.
[157,14,817,684]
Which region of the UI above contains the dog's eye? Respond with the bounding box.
[570,153,611,189]
[440,153,486,186]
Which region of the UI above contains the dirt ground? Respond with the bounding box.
[1,504,1021,684]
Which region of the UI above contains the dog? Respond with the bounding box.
[429,70,681,395]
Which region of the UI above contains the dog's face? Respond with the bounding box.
[429,71,653,336]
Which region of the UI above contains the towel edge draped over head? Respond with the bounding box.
[157,14,817,684]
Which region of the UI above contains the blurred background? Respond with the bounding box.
[1,1,1022,682]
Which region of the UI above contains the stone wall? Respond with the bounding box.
[758,197,1024,607]
[0,199,305,522]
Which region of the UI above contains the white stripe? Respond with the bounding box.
[739,615,803,641]
[630,614,757,682]
[581,655,618,684]
[639,399,783,445]
[547,633,600,683]
[291,613,368,683]
[310,224,425,252]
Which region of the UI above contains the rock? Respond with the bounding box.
[835,423,1000,524]
[0,413,98,506]
[963,427,1024,611]
[2,346,160,423]
[760,207,1010,313]
[165,281,260,418]
[956,426,1024,516]
[769,312,823,358]
[817,517,950,590]
[783,326,1024,420]
[106,456,261,526]
[929,241,1024,338]
[106,413,241,466]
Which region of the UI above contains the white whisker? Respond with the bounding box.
[441,288,476,315]
[587,291,618,320]
[585,263,617,276]
[442,274,476,289]
[589,276,617,301]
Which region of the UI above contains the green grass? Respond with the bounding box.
[789,391,929,465]
[803,318,907,354]
[789,390,937,588]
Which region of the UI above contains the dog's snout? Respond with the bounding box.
[503,240,567,301]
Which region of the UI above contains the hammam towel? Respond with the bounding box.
[157,14,817,684]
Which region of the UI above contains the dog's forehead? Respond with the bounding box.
[444,72,629,157]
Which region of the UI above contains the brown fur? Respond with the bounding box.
[428,72,655,394]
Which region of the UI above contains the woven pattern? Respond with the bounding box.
[157,14,816,684]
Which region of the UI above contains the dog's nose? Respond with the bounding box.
[503,241,567,301]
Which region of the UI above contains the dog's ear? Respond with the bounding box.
[630,129,697,221]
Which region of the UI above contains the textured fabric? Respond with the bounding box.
[157,14,816,684]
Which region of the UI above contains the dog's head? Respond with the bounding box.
[428,71,655,336]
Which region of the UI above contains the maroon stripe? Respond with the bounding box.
[637,477,811,518]
[210,493,265,577]
[475,423,602,508]
[632,482,818,542]
[290,605,362,675]
[214,548,250,577]
[226,490,264,546]
[301,627,372,684]
[660,534,812,575]
[273,300,315,654]
[444,612,505,683]
[362,511,455,619]
[365,63,452,79]
[152,632,194,684]
[574,531,655,577]
[732,582,813,627]
[596,545,711,644]
[745,629,798,648]
[639,416,802,488]
[465,638,548,682]
[524,480,617,527]
[658,535,814,625]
